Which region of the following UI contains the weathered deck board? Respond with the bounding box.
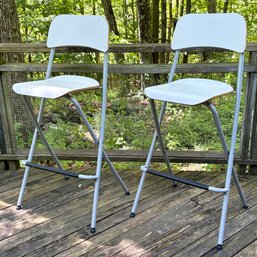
[118,178,257,257]
[234,240,257,257]
[0,167,256,257]
[65,173,223,257]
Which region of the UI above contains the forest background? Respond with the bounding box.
[1,0,257,170]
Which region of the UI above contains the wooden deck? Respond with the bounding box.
[0,165,257,257]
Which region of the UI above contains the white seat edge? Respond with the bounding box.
[145,78,233,105]
[13,75,100,99]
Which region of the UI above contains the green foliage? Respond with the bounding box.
[16,0,257,44]
[36,119,91,150]
[14,122,27,149]
[93,89,153,150]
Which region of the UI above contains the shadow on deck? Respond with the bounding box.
[0,166,257,257]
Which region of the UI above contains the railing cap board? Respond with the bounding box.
[0,63,256,74]
[0,42,256,53]
[0,149,254,165]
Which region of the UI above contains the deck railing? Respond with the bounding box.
[0,43,257,172]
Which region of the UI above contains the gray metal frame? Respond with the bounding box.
[131,51,247,249]
[16,51,129,233]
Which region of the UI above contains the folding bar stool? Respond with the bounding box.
[13,14,130,233]
[130,13,248,250]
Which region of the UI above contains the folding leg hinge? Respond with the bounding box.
[140,165,148,172]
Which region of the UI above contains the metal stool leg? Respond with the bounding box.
[130,169,147,217]
[89,80,108,232]
[21,96,63,169]
[150,99,174,178]
[17,98,46,209]
[217,54,244,249]
[68,96,129,195]
[131,101,167,216]
[90,177,101,233]
[17,129,37,209]
[217,156,233,250]
[208,103,248,208]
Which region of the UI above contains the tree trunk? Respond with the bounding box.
[166,0,172,63]
[207,0,217,13]
[180,0,184,17]
[92,1,96,14]
[182,0,191,64]
[101,0,120,35]
[136,0,152,59]
[204,0,217,61]
[0,0,22,63]
[131,0,136,22]
[0,0,33,149]
[136,0,152,90]
[123,0,128,38]
[78,0,85,15]
[167,0,172,44]
[186,0,191,14]
[173,0,179,30]
[101,0,124,63]
[160,0,167,63]
[151,0,159,63]
[223,0,229,13]
[137,0,152,43]
[175,0,179,18]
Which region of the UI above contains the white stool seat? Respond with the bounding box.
[145,78,233,105]
[13,75,99,99]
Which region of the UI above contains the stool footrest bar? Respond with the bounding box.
[147,169,209,190]
[26,162,80,178]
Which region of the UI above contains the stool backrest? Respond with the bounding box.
[171,13,246,53]
[47,15,109,52]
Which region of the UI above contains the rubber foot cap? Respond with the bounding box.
[243,205,249,209]
[90,228,96,233]
[16,205,22,210]
[217,244,223,251]
[130,212,136,218]
[125,191,130,196]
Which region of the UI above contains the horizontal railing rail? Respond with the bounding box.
[0,63,256,74]
[0,42,257,53]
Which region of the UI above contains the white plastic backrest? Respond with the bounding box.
[47,15,109,52]
[172,13,246,53]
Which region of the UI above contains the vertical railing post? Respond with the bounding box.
[0,71,20,170]
[239,51,257,173]
[241,51,257,174]
[0,114,6,170]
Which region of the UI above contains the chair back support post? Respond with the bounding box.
[144,101,167,169]
[102,52,109,95]
[45,48,55,79]
[168,50,180,83]
[225,53,245,186]
[95,52,108,177]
